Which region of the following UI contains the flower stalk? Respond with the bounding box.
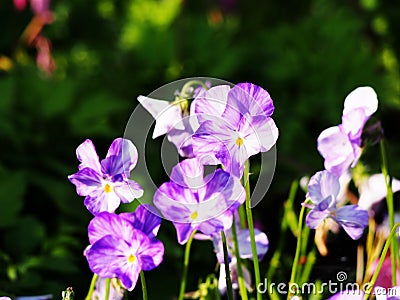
[178,230,197,300]
[221,231,234,300]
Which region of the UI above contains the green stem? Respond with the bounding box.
[105,278,111,300]
[380,139,397,286]
[180,80,209,97]
[178,230,197,300]
[85,273,98,300]
[140,271,148,300]
[363,223,400,300]
[231,216,249,300]
[244,160,262,300]
[221,231,235,300]
[287,200,308,300]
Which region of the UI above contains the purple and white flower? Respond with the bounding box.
[192,83,278,178]
[306,170,368,240]
[85,205,164,291]
[318,87,378,177]
[68,138,143,215]
[153,157,246,244]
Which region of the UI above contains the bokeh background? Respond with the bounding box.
[1,0,400,298]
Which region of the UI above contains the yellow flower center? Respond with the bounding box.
[236,137,244,146]
[190,211,199,220]
[127,254,136,263]
[104,183,112,193]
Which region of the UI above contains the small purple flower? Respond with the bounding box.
[85,205,164,291]
[68,138,143,215]
[318,87,378,177]
[153,157,246,244]
[306,170,368,240]
[192,83,278,178]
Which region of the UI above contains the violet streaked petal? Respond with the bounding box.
[307,171,340,204]
[305,209,330,229]
[167,115,197,157]
[101,138,138,177]
[114,179,143,203]
[84,190,121,215]
[343,86,378,117]
[334,205,368,240]
[193,85,231,123]
[317,126,355,177]
[137,238,164,271]
[120,204,161,238]
[137,95,184,138]
[68,168,103,196]
[236,228,269,260]
[76,139,101,173]
[173,223,195,245]
[88,212,135,244]
[170,157,205,189]
[197,210,233,236]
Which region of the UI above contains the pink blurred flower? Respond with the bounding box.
[34,35,56,76]
[13,0,27,11]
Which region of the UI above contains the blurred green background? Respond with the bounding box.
[1,0,400,298]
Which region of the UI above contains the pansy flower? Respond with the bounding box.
[85,205,164,291]
[68,138,143,215]
[317,87,378,177]
[192,83,278,178]
[305,170,368,240]
[153,157,246,244]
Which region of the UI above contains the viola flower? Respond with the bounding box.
[153,157,246,244]
[85,206,164,291]
[68,138,143,215]
[192,82,278,178]
[306,170,368,240]
[317,87,378,177]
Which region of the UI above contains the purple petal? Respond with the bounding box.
[227,83,274,117]
[76,139,102,173]
[334,205,368,240]
[341,107,369,144]
[236,228,269,260]
[173,223,196,244]
[114,179,143,203]
[307,171,340,204]
[137,95,184,138]
[84,189,121,215]
[343,86,378,117]
[197,210,233,236]
[167,115,197,157]
[137,238,164,270]
[101,138,138,177]
[120,204,161,238]
[68,168,103,196]
[170,157,205,189]
[193,85,231,123]
[88,212,135,244]
[306,209,330,229]
[317,126,355,177]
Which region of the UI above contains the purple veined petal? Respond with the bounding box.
[192,85,231,123]
[101,138,139,177]
[167,115,197,157]
[170,157,205,189]
[198,209,233,235]
[334,205,368,240]
[358,174,400,211]
[137,237,164,271]
[113,179,144,203]
[76,139,102,173]
[307,171,340,204]
[305,209,331,229]
[342,107,369,144]
[227,82,275,118]
[173,222,196,244]
[84,189,121,215]
[343,86,378,117]
[88,212,136,244]
[68,168,103,196]
[120,204,161,238]
[317,126,355,177]
[235,228,269,261]
[137,95,184,138]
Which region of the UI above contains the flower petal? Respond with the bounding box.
[76,139,101,173]
[236,228,269,261]
[101,138,138,177]
[84,190,121,215]
[307,170,340,204]
[334,205,368,240]
[173,223,196,245]
[137,238,164,271]
[305,209,330,229]
[170,157,205,189]
[343,86,378,117]
[193,85,231,123]
[68,168,103,196]
[120,204,161,238]
[114,179,143,203]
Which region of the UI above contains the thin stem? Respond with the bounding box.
[363,223,400,300]
[105,278,111,300]
[287,200,309,300]
[140,271,148,300]
[380,139,397,286]
[221,231,235,300]
[85,273,98,300]
[178,230,197,300]
[231,217,249,300]
[244,160,262,300]
[180,80,209,97]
